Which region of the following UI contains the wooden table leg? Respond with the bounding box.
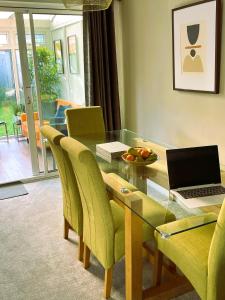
[125,195,143,300]
[102,173,144,299]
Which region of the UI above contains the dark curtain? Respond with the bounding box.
[83,3,121,131]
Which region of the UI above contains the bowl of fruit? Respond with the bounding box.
[121,147,158,166]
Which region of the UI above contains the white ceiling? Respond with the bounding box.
[0,0,83,14]
[1,0,62,3]
[0,0,64,9]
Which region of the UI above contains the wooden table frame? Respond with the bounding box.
[103,172,194,300]
[103,172,143,299]
[124,194,143,300]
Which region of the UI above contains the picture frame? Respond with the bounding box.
[67,35,79,74]
[172,0,222,93]
[54,40,64,74]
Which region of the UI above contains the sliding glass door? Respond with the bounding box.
[30,12,85,174]
[0,8,84,183]
[0,11,39,183]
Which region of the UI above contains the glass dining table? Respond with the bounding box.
[75,129,221,234]
[53,126,222,299]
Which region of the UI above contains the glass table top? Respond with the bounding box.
[66,129,221,237]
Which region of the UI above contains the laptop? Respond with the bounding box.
[166,145,225,209]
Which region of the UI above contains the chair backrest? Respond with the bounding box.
[65,106,105,138]
[207,200,225,300]
[40,125,83,235]
[61,137,114,269]
[56,98,82,109]
[20,112,39,122]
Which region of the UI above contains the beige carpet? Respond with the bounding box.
[0,178,200,300]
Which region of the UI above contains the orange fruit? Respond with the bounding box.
[141,149,150,159]
[126,154,135,161]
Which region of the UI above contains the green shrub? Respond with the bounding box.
[29,47,60,101]
[12,103,25,116]
[0,100,15,136]
[0,87,6,102]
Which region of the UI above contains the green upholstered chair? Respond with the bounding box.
[154,202,225,300]
[61,136,175,298]
[40,125,83,261]
[65,106,105,138]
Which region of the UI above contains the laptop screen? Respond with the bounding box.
[166,145,221,189]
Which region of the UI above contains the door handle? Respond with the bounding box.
[27,96,32,105]
[25,86,32,105]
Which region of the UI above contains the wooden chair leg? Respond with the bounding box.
[153,250,163,286]
[83,244,90,269]
[104,267,113,299]
[64,218,70,239]
[78,235,84,262]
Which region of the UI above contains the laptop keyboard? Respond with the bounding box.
[178,185,225,199]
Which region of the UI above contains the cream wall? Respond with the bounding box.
[120,0,225,165]
[51,20,85,105]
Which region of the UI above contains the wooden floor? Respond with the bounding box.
[0,136,54,184]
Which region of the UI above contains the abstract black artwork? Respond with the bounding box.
[172,0,221,93]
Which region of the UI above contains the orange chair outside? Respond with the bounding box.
[20,99,82,148]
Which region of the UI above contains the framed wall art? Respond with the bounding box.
[67,35,79,74]
[54,40,64,74]
[172,0,222,93]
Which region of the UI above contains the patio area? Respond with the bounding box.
[0,101,18,137]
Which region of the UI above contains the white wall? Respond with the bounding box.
[51,20,85,105]
[120,0,225,165]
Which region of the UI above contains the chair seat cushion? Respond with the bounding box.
[133,191,176,239]
[110,190,176,263]
[155,219,216,299]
